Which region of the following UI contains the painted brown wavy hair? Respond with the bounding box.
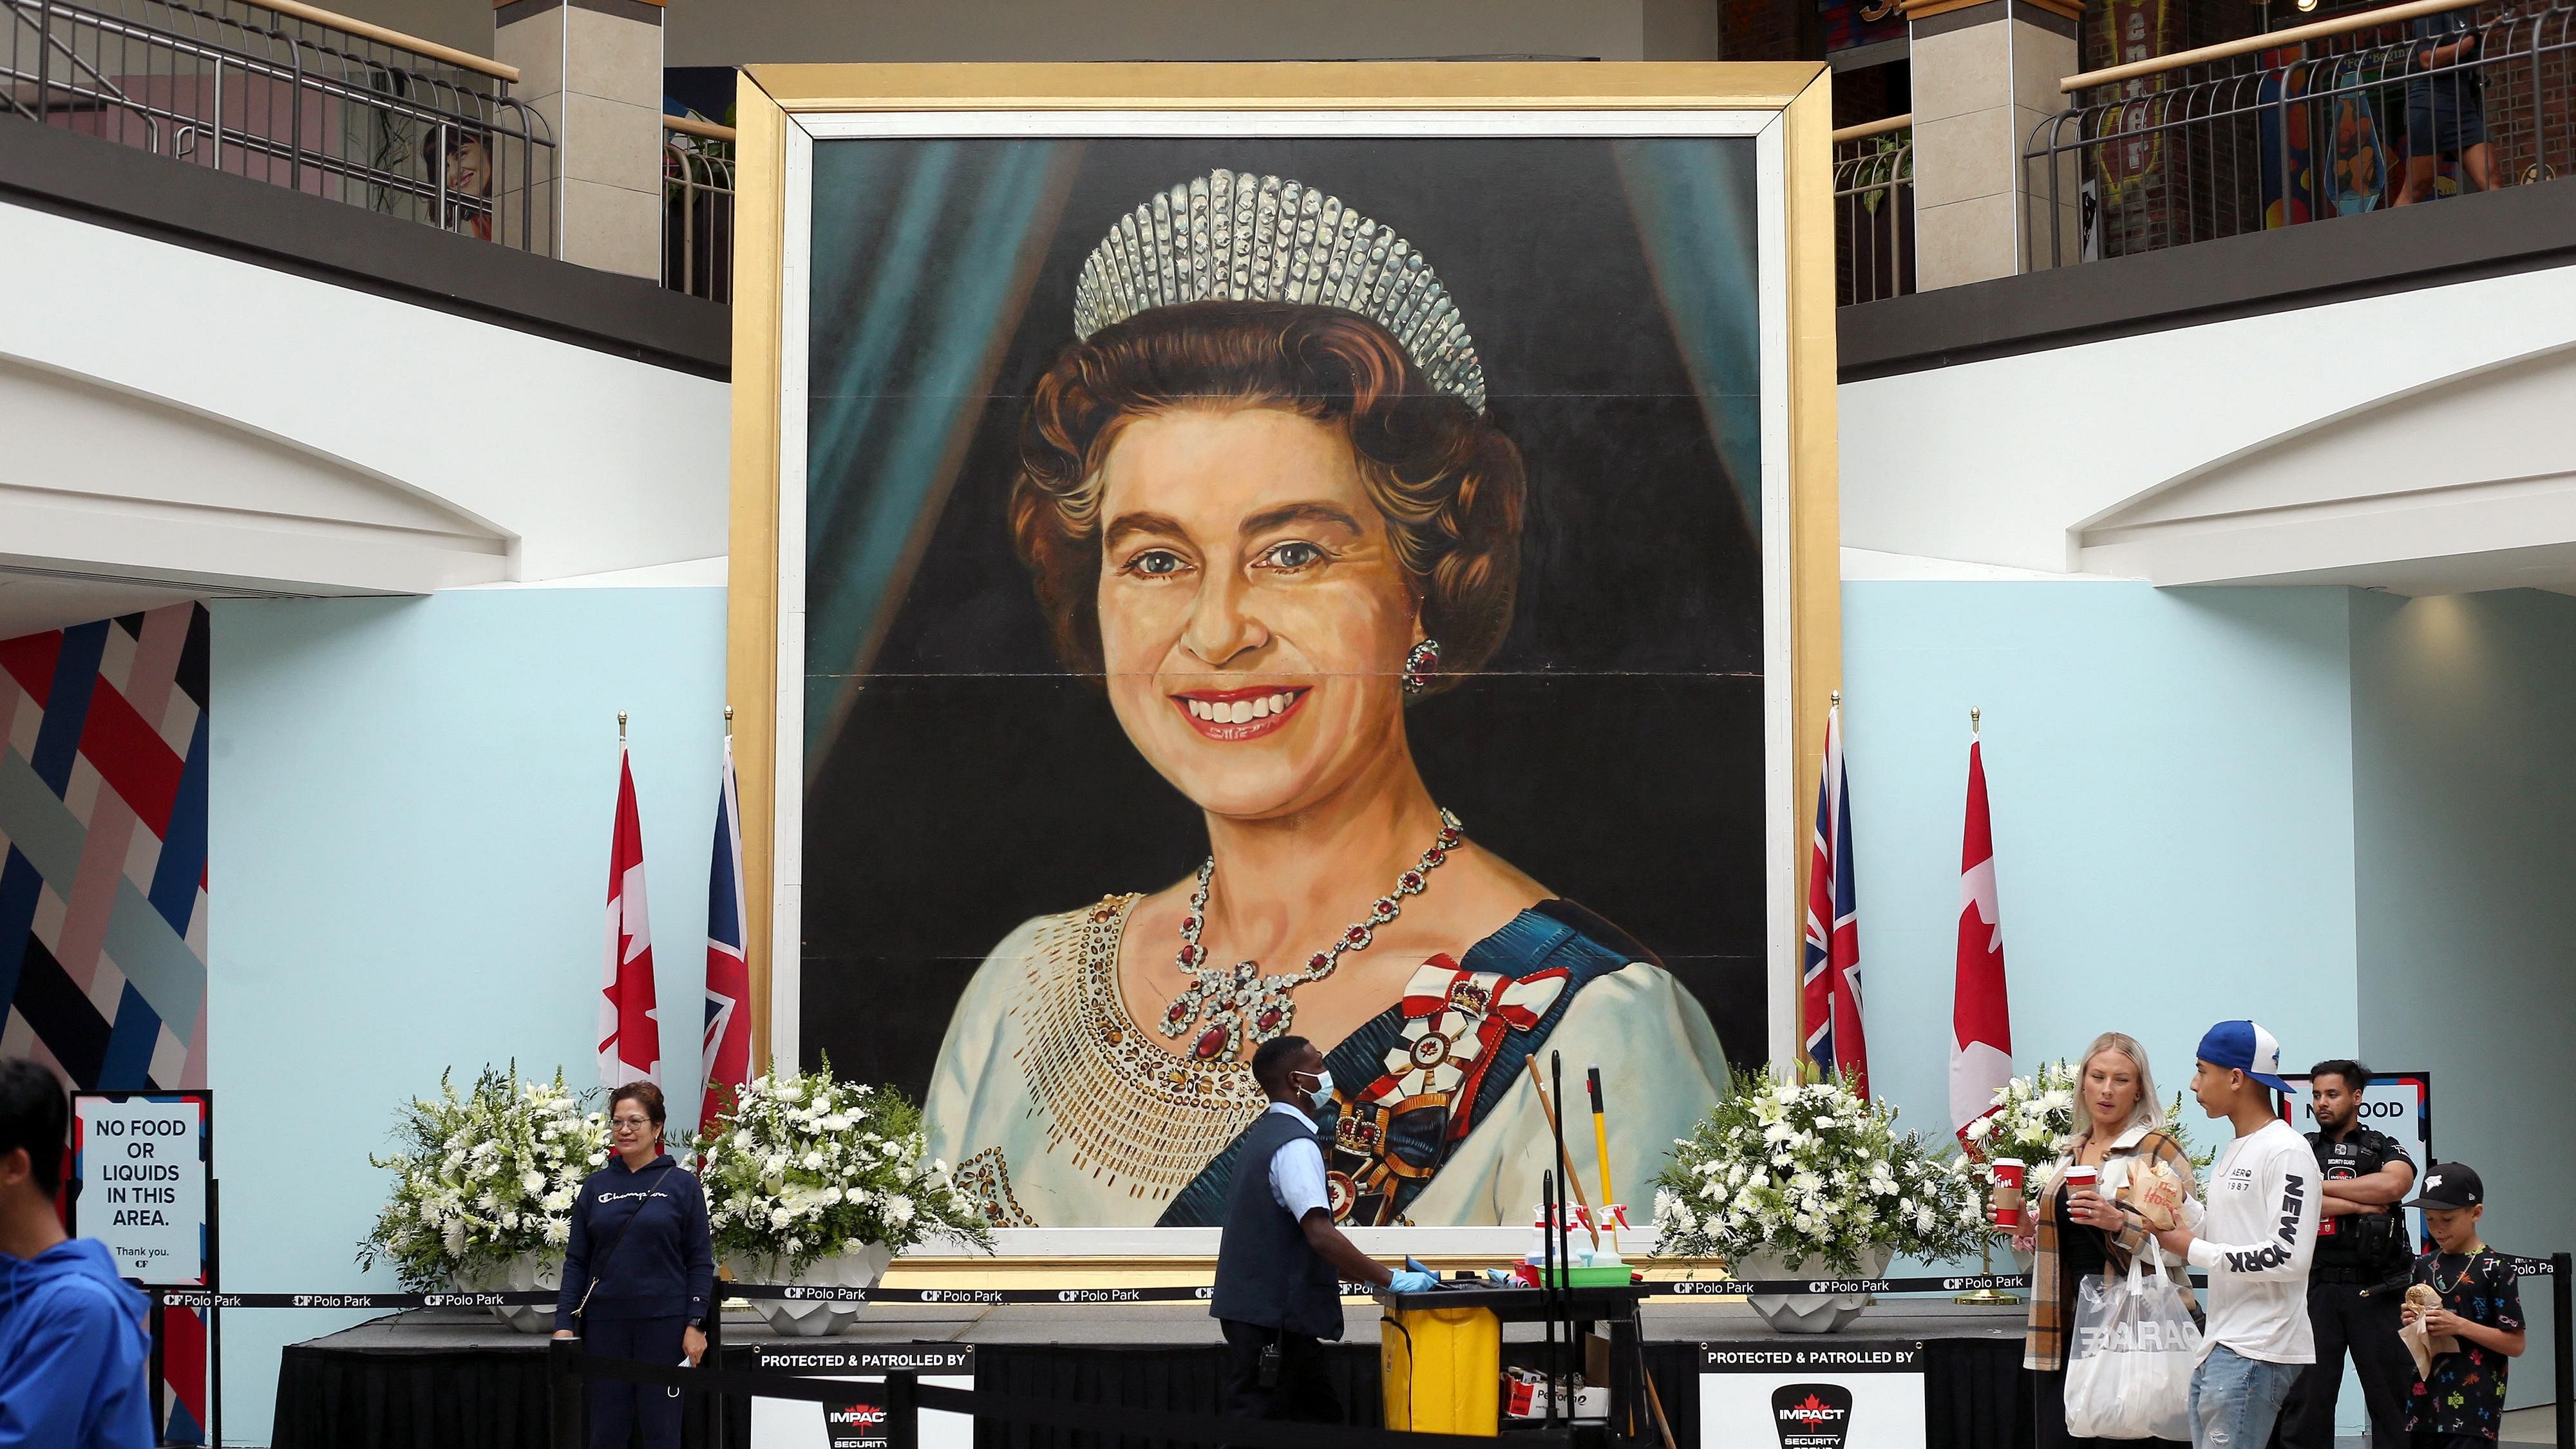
[1009,299,1524,697]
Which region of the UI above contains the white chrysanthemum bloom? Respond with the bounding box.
[732,1131,752,1152]
[522,1170,545,1194]
[770,1207,793,1229]
[801,1150,825,1171]
[885,1195,915,1225]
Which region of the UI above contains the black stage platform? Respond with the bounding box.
[272,1298,2034,1449]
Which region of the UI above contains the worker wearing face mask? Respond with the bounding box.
[1213,1036,1439,1423]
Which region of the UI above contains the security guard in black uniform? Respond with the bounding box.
[2276,1059,2418,1449]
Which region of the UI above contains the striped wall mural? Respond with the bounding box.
[0,603,209,1090]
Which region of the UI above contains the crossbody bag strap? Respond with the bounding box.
[573,1164,681,1320]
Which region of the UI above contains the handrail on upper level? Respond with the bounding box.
[1830,112,1913,143]
[2060,0,2475,91]
[236,0,519,82]
[665,113,738,142]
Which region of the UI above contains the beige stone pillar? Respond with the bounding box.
[1907,0,2080,289]
[495,0,665,278]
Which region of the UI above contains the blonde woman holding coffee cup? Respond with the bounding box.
[1997,1032,2202,1449]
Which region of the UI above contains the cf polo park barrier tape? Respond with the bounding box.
[154,1273,2093,1311]
[166,1258,2576,1311]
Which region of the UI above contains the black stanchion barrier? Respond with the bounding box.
[2555,1251,2571,1449]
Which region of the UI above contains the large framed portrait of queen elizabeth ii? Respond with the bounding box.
[724,64,1842,1245]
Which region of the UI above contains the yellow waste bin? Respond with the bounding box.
[1379,1302,1502,1435]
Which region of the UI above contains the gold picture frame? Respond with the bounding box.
[724,62,1841,1277]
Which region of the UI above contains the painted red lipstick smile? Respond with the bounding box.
[1171,685,1311,741]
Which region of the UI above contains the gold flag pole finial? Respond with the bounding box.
[1971,706,1982,737]
[618,710,627,743]
[1830,689,1841,708]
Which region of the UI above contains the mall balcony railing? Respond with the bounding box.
[2,0,554,253]
[664,113,734,304]
[1833,113,1916,304]
[2023,0,2576,267]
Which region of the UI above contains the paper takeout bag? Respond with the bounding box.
[2130,1157,2191,1233]
[2400,1284,2459,1379]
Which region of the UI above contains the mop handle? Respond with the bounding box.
[1586,1064,1618,1251]
[1524,1057,1601,1249]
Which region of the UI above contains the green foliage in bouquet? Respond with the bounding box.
[1653,1069,1987,1274]
[358,1065,607,1290]
[693,1057,992,1275]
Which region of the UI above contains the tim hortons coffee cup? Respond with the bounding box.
[1991,1159,2027,1227]
[2065,1164,2100,1196]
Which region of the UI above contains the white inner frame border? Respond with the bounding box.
[773,106,1795,1256]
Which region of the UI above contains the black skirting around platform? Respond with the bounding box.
[274,1336,2029,1449]
[272,1344,751,1449]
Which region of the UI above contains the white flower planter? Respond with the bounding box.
[726,1243,893,1337]
[1732,1245,1893,1335]
[452,1253,562,1334]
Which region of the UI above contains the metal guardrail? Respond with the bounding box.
[2025,0,2576,267]
[3,0,554,254]
[1833,113,1915,305]
[664,113,734,303]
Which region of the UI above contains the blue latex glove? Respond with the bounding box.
[1388,1269,1442,1294]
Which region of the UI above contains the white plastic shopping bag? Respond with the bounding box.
[2065,1240,2200,1441]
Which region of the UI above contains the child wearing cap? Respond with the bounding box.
[2401,1162,2526,1448]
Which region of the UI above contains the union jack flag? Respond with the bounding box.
[701,732,751,1128]
[1801,703,1868,1096]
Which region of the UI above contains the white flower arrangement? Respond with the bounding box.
[1651,1069,1988,1274]
[693,1057,992,1274]
[1968,1065,2217,1215]
[358,1065,607,1290]
[1964,1061,2079,1209]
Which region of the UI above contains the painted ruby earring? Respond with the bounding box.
[1403,639,1441,694]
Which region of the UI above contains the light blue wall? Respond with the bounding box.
[207,587,727,1445]
[2353,588,2576,1409]
[1841,582,2366,1158]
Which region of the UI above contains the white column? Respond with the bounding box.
[1907,0,2081,287]
[495,0,666,278]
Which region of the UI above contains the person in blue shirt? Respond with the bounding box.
[552,1081,715,1449]
[0,1058,152,1449]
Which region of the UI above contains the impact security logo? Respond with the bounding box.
[1770,1383,1855,1449]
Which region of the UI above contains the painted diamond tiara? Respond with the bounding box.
[1070,169,1488,413]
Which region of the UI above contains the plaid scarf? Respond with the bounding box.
[2022,1126,2203,1372]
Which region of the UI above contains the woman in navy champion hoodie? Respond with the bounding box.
[553,1081,715,1449]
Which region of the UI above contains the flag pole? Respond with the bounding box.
[1971,706,1980,736]
[619,710,628,743]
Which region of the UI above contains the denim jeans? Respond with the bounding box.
[2188,1345,2304,1449]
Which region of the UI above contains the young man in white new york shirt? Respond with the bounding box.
[2150,1020,2320,1449]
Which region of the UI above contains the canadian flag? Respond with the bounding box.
[601,741,661,1088]
[1949,731,2012,1139]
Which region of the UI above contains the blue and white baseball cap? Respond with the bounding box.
[2195,1020,2293,1094]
